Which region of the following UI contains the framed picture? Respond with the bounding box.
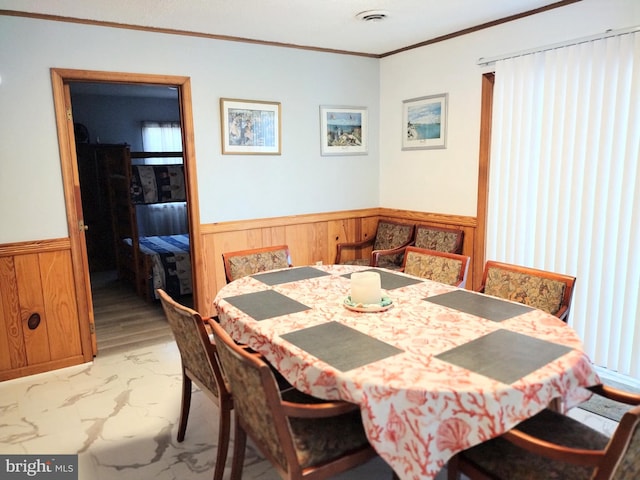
[402,93,448,150]
[320,106,368,156]
[220,98,281,155]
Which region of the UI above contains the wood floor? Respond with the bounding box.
[91,271,186,355]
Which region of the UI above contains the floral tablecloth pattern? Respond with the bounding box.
[214,265,600,480]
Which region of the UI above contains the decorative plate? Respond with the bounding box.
[343,296,393,313]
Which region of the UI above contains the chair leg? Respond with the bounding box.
[230,420,247,480]
[177,370,192,442]
[212,399,232,480]
[447,454,460,480]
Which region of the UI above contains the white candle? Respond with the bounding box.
[350,271,381,305]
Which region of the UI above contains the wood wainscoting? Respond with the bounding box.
[0,209,476,379]
[197,208,478,317]
[0,238,93,381]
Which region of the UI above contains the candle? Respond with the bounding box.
[350,271,381,305]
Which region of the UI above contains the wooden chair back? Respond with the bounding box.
[207,320,377,480]
[448,384,640,480]
[222,244,291,283]
[414,224,464,254]
[402,246,470,288]
[478,260,576,321]
[590,385,640,479]
[157,288,231,480]
[335,220,415,268]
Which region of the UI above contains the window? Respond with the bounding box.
[141,121,182,152]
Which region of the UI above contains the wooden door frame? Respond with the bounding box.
[472,72,495,289]
[50,68,202,356]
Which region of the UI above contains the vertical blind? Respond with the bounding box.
[487,31,639,378]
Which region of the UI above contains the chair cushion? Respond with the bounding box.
[216,340,371,474]
[227,249,289,281]
[343,258,374,267]
[414,228,460,253]
[372,222,413,266]
[615,426,640,479]
[373,222,413,251]
[484,267,566,315]
[376,257,403,270]
[343,257,402,270]
[460,409,609,480]
[404,251,462,285]
[289,409,370,469]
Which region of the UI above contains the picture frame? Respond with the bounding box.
[220,98,281,155]
[402,93,448,150]
[320,105,368,156]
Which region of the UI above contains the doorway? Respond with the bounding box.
[72,82,186,352]
[51,68,202,356]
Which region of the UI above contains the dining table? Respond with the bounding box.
[213,264,601,480]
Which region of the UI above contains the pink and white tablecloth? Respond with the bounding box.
[214,264,600,480]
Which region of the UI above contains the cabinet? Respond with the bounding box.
[76,143,118,272]
[0,246,85,381]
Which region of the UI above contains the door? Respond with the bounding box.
[50,68,203,357]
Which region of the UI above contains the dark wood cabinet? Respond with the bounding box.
[76,144,124,272]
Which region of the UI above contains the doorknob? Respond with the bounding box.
[79,220,89,231]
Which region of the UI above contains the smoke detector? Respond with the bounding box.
[356,10,389,22]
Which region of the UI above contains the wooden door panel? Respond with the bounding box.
[39,251,82,360]
[0,257,26,370]
[13,254,52,365]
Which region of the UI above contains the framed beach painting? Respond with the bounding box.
[402,93,448,150]
[320,106,368,156]
[220,98,281,155]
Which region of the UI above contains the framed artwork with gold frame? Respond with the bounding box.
[220,98,281,155]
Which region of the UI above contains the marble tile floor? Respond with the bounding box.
[0,337,616,480]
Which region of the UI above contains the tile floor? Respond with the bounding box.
[0,338,617,480]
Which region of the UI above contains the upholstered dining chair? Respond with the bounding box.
[335,220,415,270]
[402,246,470,288]
[207,319,378,480]
[157,289,232,480]
[413,224,464,254]
[447,384,640,480]
[478,261,576,322]
[222,244,292,283]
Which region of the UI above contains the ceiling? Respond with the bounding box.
[1,0,578,56]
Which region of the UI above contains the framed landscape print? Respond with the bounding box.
[402,93,448,150]
[220,98,281,154]
[320,105,368,156]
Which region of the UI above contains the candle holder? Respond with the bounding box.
[343,295,393,313]
[344,271,393,312]
[350,271,381,305]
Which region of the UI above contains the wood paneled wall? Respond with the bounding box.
[0,209,478,380]
[197,208,478,316]
[0,239,90,381]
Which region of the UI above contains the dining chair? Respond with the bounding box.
[157,289,232,480]
[222,244,292,283]
[478,260,576,321]
[335,220,415,270]
[206,319,379,480]
[447,384,640,480]
[413,224,464,254]
[402,246,470,288]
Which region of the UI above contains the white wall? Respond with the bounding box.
[0,16,379,243]
[1,0,638,244]
[379,0,640,217]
